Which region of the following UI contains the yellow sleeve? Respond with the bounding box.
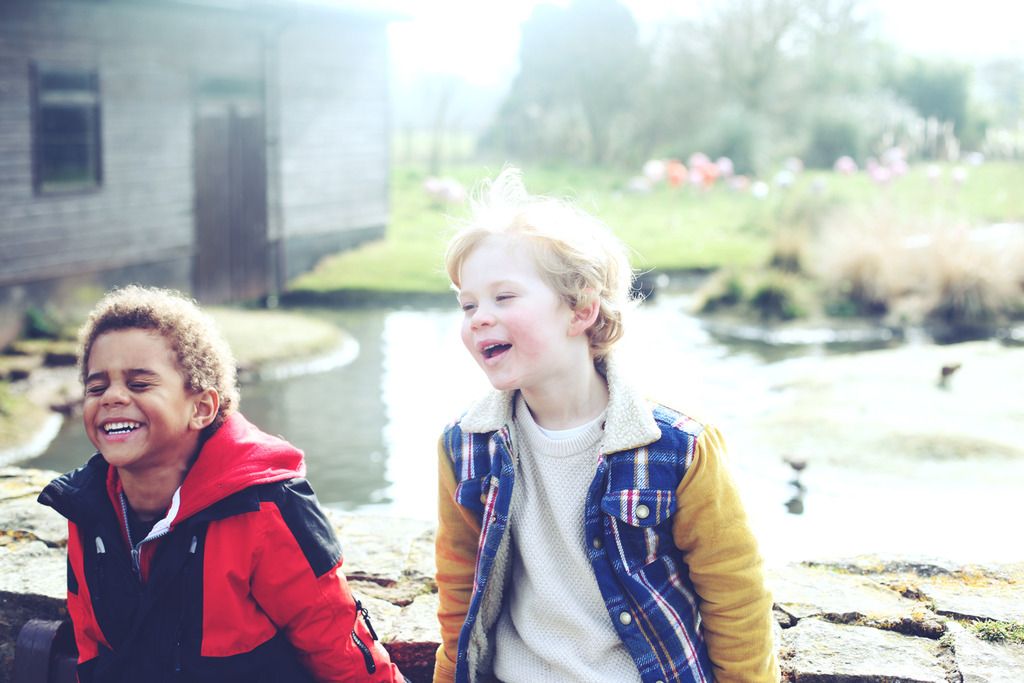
[432,436,482,683]
[672,426,779,682]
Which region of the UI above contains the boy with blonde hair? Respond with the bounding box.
[434,169,778,682]
[39,285,405,682]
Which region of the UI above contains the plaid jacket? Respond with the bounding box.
[434,361,777,683]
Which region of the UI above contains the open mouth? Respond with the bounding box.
[482,343,511,359]
[103,421,142,436]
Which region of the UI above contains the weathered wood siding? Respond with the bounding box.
[1,0,391,297]
[275,19,390,244]
[0,0,271,287]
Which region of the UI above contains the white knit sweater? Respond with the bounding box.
[491,395,641,683]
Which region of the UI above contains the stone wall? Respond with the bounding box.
[2,467,1022,682]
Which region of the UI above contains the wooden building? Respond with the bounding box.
[0,0,394,345]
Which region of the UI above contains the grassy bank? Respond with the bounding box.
[288,162,1024,302]
[209,307,345,369]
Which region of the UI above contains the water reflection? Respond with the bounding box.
[244,310,390,509]
[782,456,808,515]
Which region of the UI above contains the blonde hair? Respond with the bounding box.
[78,285,239,430]
[445,167,634,364]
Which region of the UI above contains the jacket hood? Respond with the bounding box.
[39,412,305,529]
[172,411,305,521]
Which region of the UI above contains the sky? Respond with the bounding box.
[386,0,1024,90]
[387,0,686,88]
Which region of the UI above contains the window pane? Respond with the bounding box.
[40,143,95,183]
[39,71,97,93]
[41,106,90,138]
[34,67,102,193]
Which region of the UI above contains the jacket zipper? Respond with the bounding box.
[120,492,170,578]
[350,631,376,673]
[174,534,199,675]
[351,599,378,673]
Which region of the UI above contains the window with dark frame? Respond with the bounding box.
[32,66,103,193]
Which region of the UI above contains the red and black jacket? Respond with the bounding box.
[38,413,405,683]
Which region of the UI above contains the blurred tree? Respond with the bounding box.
[975,58,1024,127]
[701,0,804,114]
[648,0,886,172]
[482,0,648,163]
[394,73,493,172]
[638,17,719,163]
[480,0,998,169]
[973,58,1023,156]
[796,0,882,96]
[805,113,863,168]
[888,59,970,134]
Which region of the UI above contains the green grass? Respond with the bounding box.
[968,619,1024,645]
[288,161,1024,295]
[208,308,346,368]
[289,166,476,294]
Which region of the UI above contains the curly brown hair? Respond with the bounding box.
[78,286,239,429]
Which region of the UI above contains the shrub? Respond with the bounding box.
[698,270,745,312]
[749,271,808,321]
[813,206,1024,329]
[24,307,62,340]
[769,228,810,274]
[812,208,911,317]
[699,268,812,321]
[923,227,1019,334]
[805,115,862,169]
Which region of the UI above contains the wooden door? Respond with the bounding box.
[193,99,268,304]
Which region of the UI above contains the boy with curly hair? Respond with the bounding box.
[39,285,405,683]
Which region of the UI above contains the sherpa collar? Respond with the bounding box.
[458,355,662,455]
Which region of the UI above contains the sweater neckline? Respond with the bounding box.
[514,395,605,458]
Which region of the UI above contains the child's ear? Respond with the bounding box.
[569,294,601,337]
[190,388,220,430]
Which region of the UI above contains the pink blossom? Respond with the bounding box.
[833,156,858,175]
[687,152,711,169]
[868,165,892,185]
[715,157,735,178]
[423,177,466,204]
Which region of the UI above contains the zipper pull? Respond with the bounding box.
[355,599,378,641]
[92,537,107,605]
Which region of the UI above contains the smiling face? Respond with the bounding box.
[83,328,214,476]
[457,236,592,396]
